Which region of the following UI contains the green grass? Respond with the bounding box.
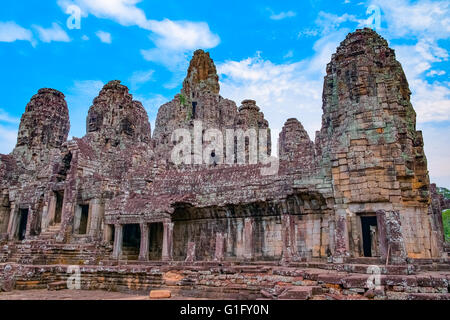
[444,209,450,242]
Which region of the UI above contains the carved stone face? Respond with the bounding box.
[120,118,135,136]
[88,112,102,132]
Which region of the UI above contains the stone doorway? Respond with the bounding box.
[17,208,29,241]
[123,224,140,260]
[54,191,64,225]
[360,216,379,257]
[78,204,89,235]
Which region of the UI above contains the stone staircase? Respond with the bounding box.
[120,247,140,261]
[0,244,14,263]
[5,241,111,265]
[39,224,62,240]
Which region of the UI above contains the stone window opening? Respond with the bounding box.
[211,151,218,166]
[192,101,197,119]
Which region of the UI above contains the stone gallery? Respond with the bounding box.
[0,29,449,300]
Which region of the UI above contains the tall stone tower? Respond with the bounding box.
[13,88,70,172]
[316,28,440,260]
[86,80,151,148]
[16,89,70,151]
[153,50,271,165]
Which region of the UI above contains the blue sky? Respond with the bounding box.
[0,0,449,187]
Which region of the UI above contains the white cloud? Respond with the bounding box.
[57,0,151,29]
[0,109,20,124]
[218,30,348,143]
[134,94,169,131]
[65,80,104,138]
[129,70,154,89]
[0,21,33,43]
[420,123,450,188]
[141,19,220,72]
[34,23,71,43]
[315,11,365,35]
[96,30,112,43]
[0,125,17,154]
[81,35,89,41]
[283,50,294,59]
[269,10,297,21]
[371,0,450,39]
[57,1,220,77]
[0,109,19,154]
[427,70,445,77]
[370,1,450,123]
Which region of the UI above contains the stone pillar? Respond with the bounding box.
[139,223,149,261]
[243,218,253,260]
[112,224,123,260]
[281,214,292,264]
[162,221,173,261]
[42,193,56,232]
[214,232,225,262]
[376,210,407,265]
[103,224,114,244]
[73,205,82,234]
[185,241,196,263]
[88,199,104,238]
[333,208,349,263]
[7,205,17,241]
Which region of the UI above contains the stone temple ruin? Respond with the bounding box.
[0,29,449,300]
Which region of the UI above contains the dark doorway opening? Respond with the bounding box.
[361,216,378,257]
[78,205,89,235]
[192,101,197,119]
[149,223,163,260]
[54,191,64,224]
[18,209,29,240]
[123,224,141,260]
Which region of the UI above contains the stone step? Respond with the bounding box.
[277,286,321,300]
[47,281,68,291]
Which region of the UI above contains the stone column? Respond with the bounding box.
[73,205,82,234]
[214,232,225,262]
[333,208,349,263]
[376,210,407,265]
[112,224,123,260]
[162,221,173,261]
[88,199,104,238]
[7,205,17,241]
[243,218,253,260]
[103,224,114,244]
[43,192,56,232]
[281,214,292,264]
[185,241,196,263]
[139,223,149,261]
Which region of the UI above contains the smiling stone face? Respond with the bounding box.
[86,80,151,147]
[16,88,70,150]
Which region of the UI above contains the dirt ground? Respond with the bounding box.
[0,289,151,300]
[0,289,208,300]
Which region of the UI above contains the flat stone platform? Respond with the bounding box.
[1,262,449,300]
